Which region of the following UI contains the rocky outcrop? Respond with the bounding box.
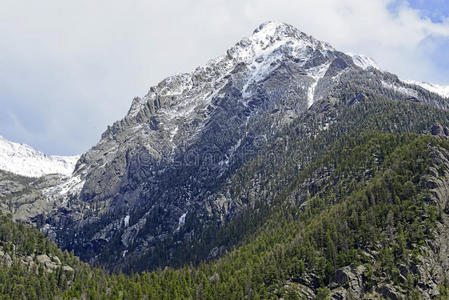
[0,170,67,222]
[431,124,449,136]
[329,265,366,298]
[0,248,12,267]
[36,254,60,271]
[411,144,449,298]
[0,246,74,274]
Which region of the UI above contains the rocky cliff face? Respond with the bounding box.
[2,21,449,270]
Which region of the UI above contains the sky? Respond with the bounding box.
[1,0,449,155]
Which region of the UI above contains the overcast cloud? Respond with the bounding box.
[0,0,448,155]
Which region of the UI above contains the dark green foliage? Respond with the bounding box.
[0,132,447,298]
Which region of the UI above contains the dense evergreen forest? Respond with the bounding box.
[2,132,449,299]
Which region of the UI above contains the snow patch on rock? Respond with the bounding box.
[175,212,187,232]
[381,81,418,98]
[307,62,331,107]
[43,175,85,204]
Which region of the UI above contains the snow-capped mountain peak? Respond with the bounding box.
[127,22,335,118]
[96,22,382,182]
[0,136,80,178]
[108,21,341,154]
[227,21,334,63]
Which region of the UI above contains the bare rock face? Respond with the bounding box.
[0,246,73,275]
[329,265,366,299]
[36,254,59,271]
[409,145,449,298]
[0,170,66,222]
[378,284,401,300]
[431,124,449,136]
[0,249,12,267]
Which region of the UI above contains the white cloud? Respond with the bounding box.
[0,0,448,154]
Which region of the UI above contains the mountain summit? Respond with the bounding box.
[2,22,449,275]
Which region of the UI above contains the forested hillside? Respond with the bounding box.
[2,132,449,299]
[3,22,449,299]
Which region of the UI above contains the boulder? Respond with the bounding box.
[36,254,58,271]
[379,284,400,300]
[0,249,12,267]
[62,265,74,272]
[331,266,364,297]
[52,256,61,265]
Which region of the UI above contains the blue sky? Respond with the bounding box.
[405,0,449,77]
[404,0,449,22]
[1,0,449,155]
[387,0,449,78]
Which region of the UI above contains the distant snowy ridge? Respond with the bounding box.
[405,80,449,99]
[344,55,449,99]
[0,136,79,177]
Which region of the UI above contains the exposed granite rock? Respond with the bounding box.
[62,265,74,272]
[0,249,12,267]
[37,254,59,271]
[378,284,400,300]
[431,124,449,136]
[0,246,74,275]
[329,265,365,298]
